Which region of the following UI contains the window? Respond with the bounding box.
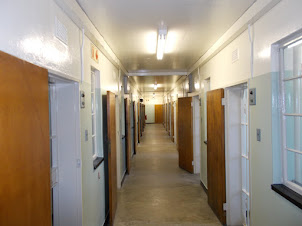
[280,38,302,195]
[91,70,101,160]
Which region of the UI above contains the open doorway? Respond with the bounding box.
[225,84,250,226]
[193,96,201,174]
[48,75,82,226]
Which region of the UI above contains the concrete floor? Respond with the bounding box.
[114,124,221,226]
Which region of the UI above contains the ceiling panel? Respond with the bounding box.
[132,75,184,92]
[77,0,255,72]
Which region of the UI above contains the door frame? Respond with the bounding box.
[48,74,82,226]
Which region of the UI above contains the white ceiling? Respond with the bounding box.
[132,75,184,92]
[77,0,255,92]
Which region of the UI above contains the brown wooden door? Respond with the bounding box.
[133,101,137,154]
[125,98,131,174]
[171,102,174,142]
[177,97,193,173]
[137,102,140,143]
[155,104,163,123]
[107,91,117,225]
[207,89,226,225]
[0,51,51,226]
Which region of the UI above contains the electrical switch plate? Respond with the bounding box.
[85,130,88,141]
[249,88,256,105]
[257,129,261,142]
[80,91,85,108]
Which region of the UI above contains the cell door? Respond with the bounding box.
[207,88,226,225]
[125,98,131,174]
[0,51,51,226]
[177,97,194,173]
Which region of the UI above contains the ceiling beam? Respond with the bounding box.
[128,70,188,77]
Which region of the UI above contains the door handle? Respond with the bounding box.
[204,141,207,145]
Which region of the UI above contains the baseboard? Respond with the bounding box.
[121,171,127,187]
[200,180,208,195]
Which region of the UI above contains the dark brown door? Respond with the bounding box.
[133,101,137,154]
[107,91,117,225]
[171,102,174,142]
[177,97,193,173]
[155,104,163,123]
[207,89,226,225]
[137,102,140,143]
[125,98,131,174]
[0,51,51,226]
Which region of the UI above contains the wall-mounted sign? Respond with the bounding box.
[91,43,99,63]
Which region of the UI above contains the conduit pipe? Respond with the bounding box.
[80,28,84,83]
[248,24,254,79]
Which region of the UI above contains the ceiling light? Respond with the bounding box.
[157,26,167,60]
[154,82,158,90]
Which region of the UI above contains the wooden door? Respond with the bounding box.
[137,102,140,143]
[207,89,226,225]
[125,98,131,174]
[0,51,51,226]
[133,101,137,154]
[155,104,163,123]
[177,97,193,173]
[165,103,168,130]
[171,102,174,142]
[107,91,117,225]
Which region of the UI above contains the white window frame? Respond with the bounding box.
[280,37,302,195]
[91,70,98,160]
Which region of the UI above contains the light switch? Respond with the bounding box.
[249,88,256,105]
[85,129,88,141]
[257,129,261,142]
[80,91,85,108]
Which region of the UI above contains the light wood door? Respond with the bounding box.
[155,104,163,123]
[107,91,117,225]
[0,51,51,226]
[125,98,131,174]
[177,97,193,173]
[207,89,226,225]
[171,102,174,142]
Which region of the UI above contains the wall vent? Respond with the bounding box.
[55,17,68,45]
[232,48,239,63]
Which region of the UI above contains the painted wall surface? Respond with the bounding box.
[145,104,155,123]
[168,0,302,224]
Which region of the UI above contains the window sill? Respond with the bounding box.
[93,157,104,170]
[271,184,302,209]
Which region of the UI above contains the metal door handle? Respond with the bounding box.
[204,141,207,145]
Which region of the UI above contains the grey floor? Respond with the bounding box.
[114,124,221,226]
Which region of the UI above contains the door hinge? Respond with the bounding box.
[223,203,227,211]
[76,159,81,168]
[191,102,193,107]
[221,98,226,106]
[192,161,194,166]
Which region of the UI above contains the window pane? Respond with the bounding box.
[284,79,302,114]
[241,125,247,156]
[91,94,95,113]
[287,151,302,186]
[92,115,96,135]
[284,41,302,79]
[285,116,302,151]
[242,158,247,191]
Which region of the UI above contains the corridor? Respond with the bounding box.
[114,124,221,226]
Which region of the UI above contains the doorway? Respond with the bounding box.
[225,84,250,226]
[193,96,201,174]
[49,76,82,226]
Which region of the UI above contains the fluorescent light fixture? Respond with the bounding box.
[287,39,302,49]
[157,26,167,60]
[154,82,158,90]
